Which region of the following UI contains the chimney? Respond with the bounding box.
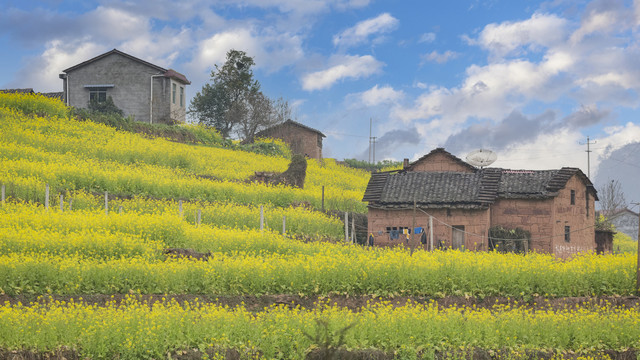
[403,158,409,169]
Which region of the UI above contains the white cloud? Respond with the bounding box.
[421,50,459,64]
[419,32,436,43]
[83,6,149,43]
[301,55,384,91]
[332,13,399,47]
[570,9,618,43]
[359,85,404,106]
[190,27,304,75]
[12,40,106,92]
[473,13,568,58]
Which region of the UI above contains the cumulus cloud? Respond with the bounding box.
[11,40,106,92]
[332,13,399,47]
[421,50,459,64]
[301,55,384,91]
[358,85,404,106]
[471,13,568,58]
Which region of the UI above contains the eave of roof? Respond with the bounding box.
[257,119,326,138]
[63,49,167,74]
[163,69,191,84]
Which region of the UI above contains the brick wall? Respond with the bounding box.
[367,207,490,250]
[490,174,596,257]
[408,152,475,172]
[491,198,555,253]
[551,175,596,258]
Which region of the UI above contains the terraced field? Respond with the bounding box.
[0,92,638,359]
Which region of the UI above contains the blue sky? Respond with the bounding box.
[2,0,640,201]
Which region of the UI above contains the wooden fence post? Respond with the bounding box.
[197,209,202,227]
[260,205,264,232]
[45,184,49,210]
[104,191,108,215]
[69,198,73,211]
[351,217,355,244]
[345,212,348,243]
[282,215,286,236]
[179,200,183,219]
[429,215,434,251]
[59,195,64,212]
[321,186,325,212]
[119,206,123,214]
[1,184,5,206]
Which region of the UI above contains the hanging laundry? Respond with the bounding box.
[414,227,423,234]
[420,231,427,245]
[390,230,399,240]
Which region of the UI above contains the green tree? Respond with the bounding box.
[189,49,289,140]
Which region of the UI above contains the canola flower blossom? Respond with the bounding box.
[0,298,639,359]
[0,104,368,212]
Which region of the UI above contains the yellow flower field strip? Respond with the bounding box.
[0,200,342,241]
[0,251,634,297]
[0,106,370,193]
[0,227,162,259]
[0,143,367,211]
[0,93,68,118]
[0,107,289,180]
[0,299,638,359]
[0,202,347,258]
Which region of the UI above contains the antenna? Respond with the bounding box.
[466,149,497,168]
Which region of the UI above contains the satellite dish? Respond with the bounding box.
[466,149,497,168]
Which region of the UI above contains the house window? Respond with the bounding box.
[172,83,176,104]
[180,87,184,107]
[452,225,465,249]
[84,84,113,103]
[570,190,575,205]
[564,226,571,242]
[89,88,108,102]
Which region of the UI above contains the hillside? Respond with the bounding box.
[0,93,639,359]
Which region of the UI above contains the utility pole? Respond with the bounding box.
[368,118,377,165]
[369,118,372,164]
[581,136,597,178]
[372,137,377,164]
[633,202,640,295]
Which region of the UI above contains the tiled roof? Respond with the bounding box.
[0,88,34,94]
[41,92,64,100]
[256,119,326,138]
[163,69,191,84]
[369,171,492,209]
[363,167,598,208]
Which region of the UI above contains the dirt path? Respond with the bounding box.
[1,293,638,311]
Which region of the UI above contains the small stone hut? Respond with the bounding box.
[255,119,325,160]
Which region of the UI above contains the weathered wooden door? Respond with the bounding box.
[452,225,465,249]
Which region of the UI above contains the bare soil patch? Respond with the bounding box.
[1,294,638,311]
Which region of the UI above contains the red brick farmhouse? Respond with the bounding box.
[363,148,599,258]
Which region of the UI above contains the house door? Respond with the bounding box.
[452,225,465,249]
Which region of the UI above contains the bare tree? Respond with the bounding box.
[598,179,627,217]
